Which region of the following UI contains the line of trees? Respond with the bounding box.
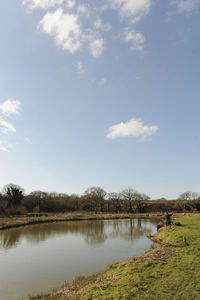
[0,184,200,215]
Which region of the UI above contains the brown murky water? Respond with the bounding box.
[0,218,157,300]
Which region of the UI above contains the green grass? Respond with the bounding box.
[28,214,200,300]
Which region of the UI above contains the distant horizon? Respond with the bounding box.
[1,0,200,200]
[0,182,198,200]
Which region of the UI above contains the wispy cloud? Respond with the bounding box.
[123,28,145,51]
[89,38,104,58]
[170,0,198,13]
[77,4,90,18]
[0,117,16,134]
[21,0,63,10]
[0,99,22,151]
[109,0,151,22]
[0,144,9,152]
[76,60,84,73]
[94,17,111,32]
[67,0,75,9]
[0,99,21,115]
[106,118,158,140]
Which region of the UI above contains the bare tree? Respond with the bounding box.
[120,187,149,213]
[84,187,106,213]
[179,191,193,200]
[178,191,200,200]
[108,193,122,213]
[29,190,48,208]
[140,193,151,201]
[120,187,138,213]
[29,191,48,198]
[192,192,199,200]
[70,194,80,210]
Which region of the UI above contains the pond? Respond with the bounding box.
[0,218,158,300]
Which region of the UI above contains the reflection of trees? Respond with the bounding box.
[0,229,21,249]
[0,221,107,249]
[107,219,157,242]
[83,221,107,245]
[0,219,157,249]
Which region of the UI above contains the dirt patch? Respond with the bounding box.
[125,247,174,265]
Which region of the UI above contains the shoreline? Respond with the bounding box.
[0,212,166,231]
[26,214,200,300]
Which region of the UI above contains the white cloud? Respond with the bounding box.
[0,99,21,115]
[89,38,104,58]
[123,29,145,51]
[67,0,75,9]
[106,118,158,140]
[0,146,9,152]
[39,9,82,53]
[0,117,16,134]
[77,60,84,72]
[94,17,111,31]
[21,0,63,9]
[0,99,22,151]
[170,0,197,13]
[99,78,107,86]
[77,4,90,17]
[22,0,152,58]
[38,9,106,58]
[109,0,151,22]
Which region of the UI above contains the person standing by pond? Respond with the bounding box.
[165,211,173,226]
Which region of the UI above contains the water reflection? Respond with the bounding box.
[0,218,157,249]
[0,219,158,300]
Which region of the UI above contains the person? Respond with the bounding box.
[165,211,173,226]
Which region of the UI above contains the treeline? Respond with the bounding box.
[0,184,200,215]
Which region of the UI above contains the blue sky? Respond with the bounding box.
[0,0,199,199]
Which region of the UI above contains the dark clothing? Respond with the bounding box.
[165,212,172,226]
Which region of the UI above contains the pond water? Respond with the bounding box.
[0,218,158,300]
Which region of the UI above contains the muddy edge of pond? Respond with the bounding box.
[0,212,172,231]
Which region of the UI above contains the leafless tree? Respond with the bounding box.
[84,187,106,213]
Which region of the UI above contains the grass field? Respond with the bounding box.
[27,214,200,300]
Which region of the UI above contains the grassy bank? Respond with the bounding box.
[27,214,200,300]
[0,212,166,231]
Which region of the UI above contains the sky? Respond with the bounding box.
[0,0,200,199]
